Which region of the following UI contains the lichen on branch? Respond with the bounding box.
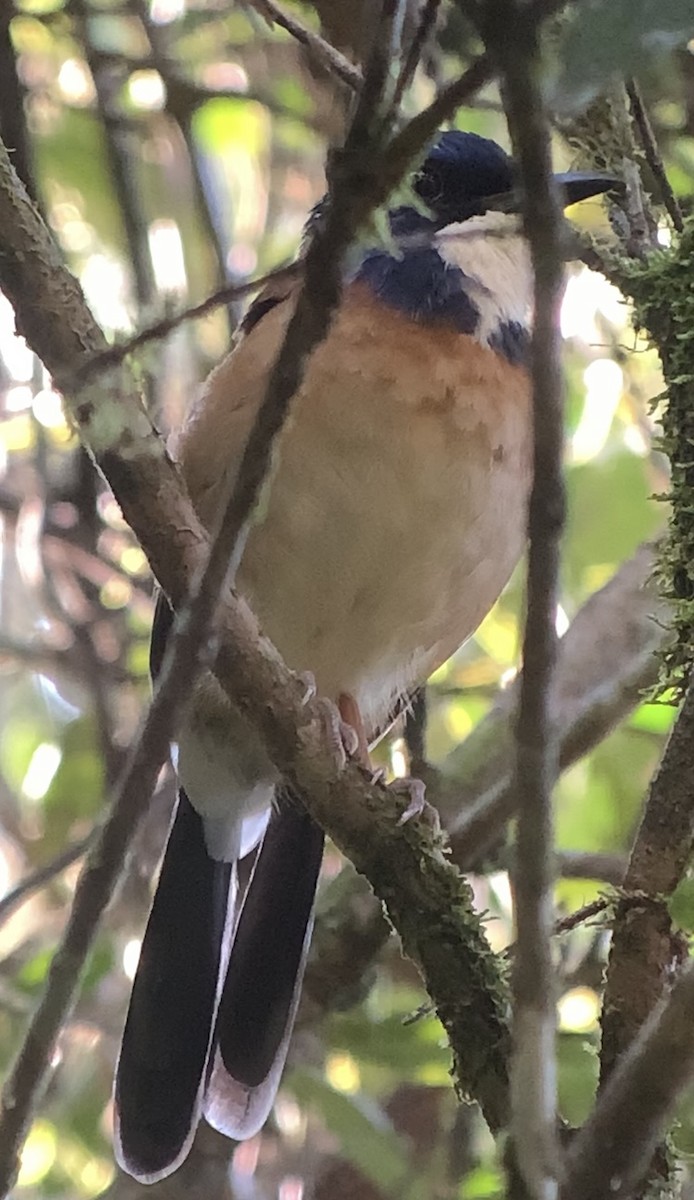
[619,218,694,692]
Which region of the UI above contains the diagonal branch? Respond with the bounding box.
[245,0,363,91]
[562,955,694,1200]
[598,675,694,1147]
[625,79,683,234]
[447,542,667,867]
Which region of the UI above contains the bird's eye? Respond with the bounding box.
[416,167,444,207]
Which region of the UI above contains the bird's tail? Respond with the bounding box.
[114,789,323,1183]
[114,790,232,1181]
[205,793,324,1141]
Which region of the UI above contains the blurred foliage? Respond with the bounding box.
[0,0,693,1197]
[551,0,694,114]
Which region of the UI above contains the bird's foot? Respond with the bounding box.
[390,777,439,829]
[317,697,360,769]
[298,671,317,705]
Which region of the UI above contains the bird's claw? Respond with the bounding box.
[339,718,360,759]
[390,777,438,828]
[298,671,317,705]
[316,697,359,769]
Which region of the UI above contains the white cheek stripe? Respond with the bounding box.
[436,213,535,346]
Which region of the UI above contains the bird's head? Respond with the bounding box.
[353,130,619,360]
[403,129,618,231]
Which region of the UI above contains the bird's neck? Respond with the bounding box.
[353,209,534,366]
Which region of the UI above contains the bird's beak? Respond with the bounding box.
[553,170,622,207]
[486,172,621,213]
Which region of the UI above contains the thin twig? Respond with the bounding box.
[245,0,362,91]
[553,891,659,939]
[474,3,566,1195]
[556,852,627,887]
[392,0,443,112]
[385,53,492,170]
[626,79,684,233]
[0,832,96,927]
[72,260,298,386]
[562,959,694,1200]
[553,897,610,937]
[72,214,532,385]
[72,0,156,305]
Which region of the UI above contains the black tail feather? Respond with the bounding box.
[205,793,324,1139]
[114,790,232,1182]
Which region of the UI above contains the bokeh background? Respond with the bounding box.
[0,2,691,1196]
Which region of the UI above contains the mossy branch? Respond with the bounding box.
[617,221,694,692]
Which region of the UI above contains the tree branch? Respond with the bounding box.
[246,0,362,91]
[391,0,443,112]
[446,542,666,868]
[599,676,694,1103]
[471,3,568,1191]
[562,958,694,1200]
[625,79,683,234]
[0,832,96,928]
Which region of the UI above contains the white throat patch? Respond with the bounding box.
[435,211,534,346]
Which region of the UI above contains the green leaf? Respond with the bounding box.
[327,1011,451,1081]
[564,451,662,600]
[17,948,54,994]
[557,726,660,855]
[553,0,694,114]
[558,1033,599,1125]
[462,1165,505,1198]
[669,875,694,931]
[288,1070,408,1193]
[43,717,104,831]
[629,700,677,736]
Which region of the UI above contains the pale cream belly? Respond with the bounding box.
[177,289,532,822]
[236,342,531,734]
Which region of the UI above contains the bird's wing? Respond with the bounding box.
[175,270,302,529]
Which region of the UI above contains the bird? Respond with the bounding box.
[113,129,615,1183]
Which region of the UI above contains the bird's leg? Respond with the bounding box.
[337,692,372,769]
[313,694,360,770]
[391,776,435,826]
[336,694,434,827]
